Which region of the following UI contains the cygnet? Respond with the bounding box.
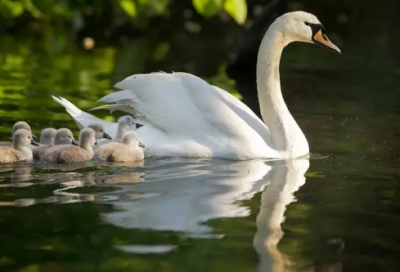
[54,128,78,145]
[32,128,57,160]
[0,129,39,163]
[87,122,112,140]
[41,128,96,164]
[94,131,144,162]
[97,115,143,146]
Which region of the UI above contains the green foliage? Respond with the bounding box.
[0,0,25,17]
[0,0,248,29]
[192,0,224,17]
[223,0,247,24]
[192,0,247,24]
[119,0,137,17]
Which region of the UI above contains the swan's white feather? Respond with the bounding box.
[97,72,276,159]
[52,96,119,138]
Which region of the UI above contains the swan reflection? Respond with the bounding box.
[102,159,273,234]
[254,159,309,272]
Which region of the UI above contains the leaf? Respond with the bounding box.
[119,0,137,17]
[23,0,42,18]
[223,0,247,25]
[192,0,223,17]
[3,0,24,17]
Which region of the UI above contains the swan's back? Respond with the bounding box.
[96,72,274,159]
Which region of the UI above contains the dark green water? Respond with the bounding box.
[0,25,400,272]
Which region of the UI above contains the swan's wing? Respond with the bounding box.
[211,85,272,144]
[52,96,119,137]
[98,72,271,144]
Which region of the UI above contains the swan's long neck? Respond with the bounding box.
[257,26,309,157]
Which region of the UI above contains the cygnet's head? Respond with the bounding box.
[118,116,143,131]
[87,123,112,140]
[79,128,97,147]
[12,121,38,141]
[55,128,78,145]
[40,128,57,145]
[13,129,39,147]
[121,131,145,148]
[272,11,340,53]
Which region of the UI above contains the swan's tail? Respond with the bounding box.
[51,96,118,135]
[52,96,82,119]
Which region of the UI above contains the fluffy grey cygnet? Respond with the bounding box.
[54,128,78,145]
[34,128,78,160]
[32,128,57,160]
[40,128,96,164]
[0,121,38,147]
[12,121,37,140]
[0,129,39,163]
[96,115,143,146]
[94,131,144,162]
[87,122,112,140]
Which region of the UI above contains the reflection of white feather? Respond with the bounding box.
[101,159,273,234]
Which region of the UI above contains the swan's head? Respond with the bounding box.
[87,123,112,140]
[275,11,340,53]
[55,128,78,146]
[121,131,145,148]
[79,128,97,147]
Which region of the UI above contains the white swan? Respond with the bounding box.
[52,11,340,160]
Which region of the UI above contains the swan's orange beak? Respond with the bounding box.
[313,30,341,54]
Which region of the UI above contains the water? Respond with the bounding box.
[0,26,400,272]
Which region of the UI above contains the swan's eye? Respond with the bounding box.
[100,130,103,132]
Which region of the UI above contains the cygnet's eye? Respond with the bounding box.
[100,130,103,133]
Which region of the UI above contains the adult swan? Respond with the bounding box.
[53,11,340,160]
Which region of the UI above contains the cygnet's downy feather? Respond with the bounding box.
[0,129,39,163]
[41,128,96,164]
[94,131,144,162]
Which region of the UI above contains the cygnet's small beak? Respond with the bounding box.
[135,123,143,129]
[32,133,38,141]
[103,132,112,140]
[31,139,40,146]
[139,141,145,148]
[313,29,341,54]
[71,139,78,146]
